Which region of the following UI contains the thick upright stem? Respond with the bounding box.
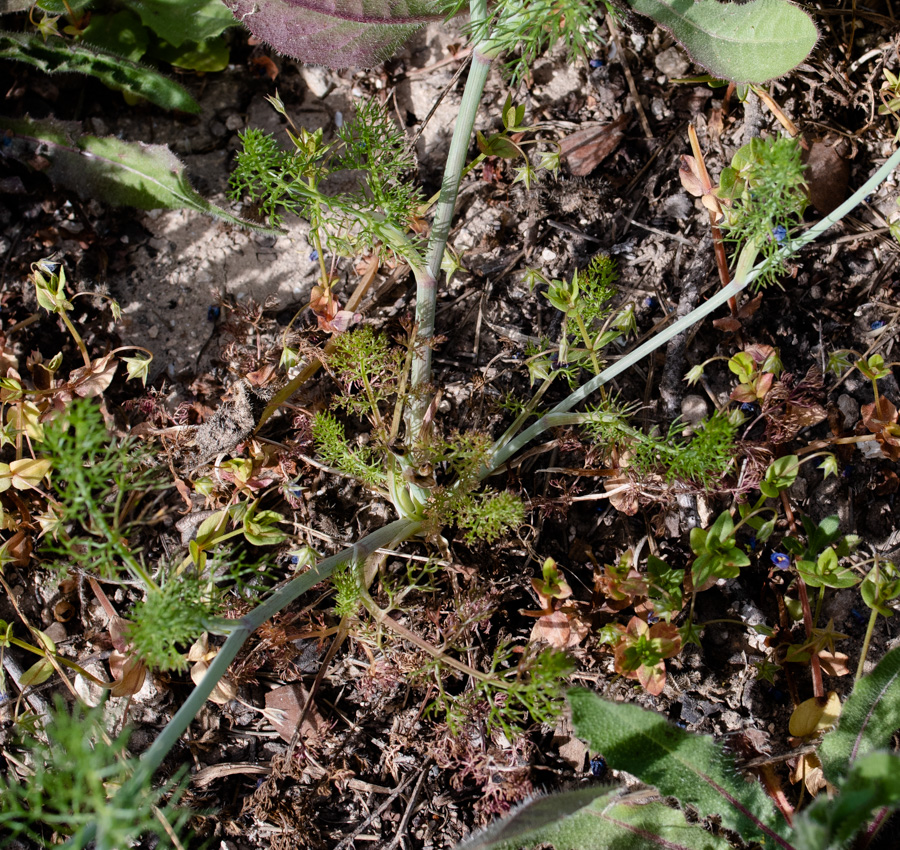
[408,0,494,444]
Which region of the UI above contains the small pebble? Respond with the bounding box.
[681,394,708,430]
[837,393,859,431]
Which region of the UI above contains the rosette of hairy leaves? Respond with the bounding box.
[0,697,190,848]
[42,399,162,579]
[127,573,218,671]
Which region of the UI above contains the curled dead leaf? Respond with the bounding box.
[109,650,148,698]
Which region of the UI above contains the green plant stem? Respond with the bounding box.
[78,518,422,848]
[573,312,602,374]
[59,311,91,368]
[408,0,495,443]
[856,608,879,680]
[481,144,900,478]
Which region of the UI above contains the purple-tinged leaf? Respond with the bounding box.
[224,0,443,69]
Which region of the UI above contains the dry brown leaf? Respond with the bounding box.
[264,683,325,743]
[109,650,148,697]
[70,353,118,398]
[559,113,629,177]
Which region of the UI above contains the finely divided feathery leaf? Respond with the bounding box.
[456,785,734,850]
[568,688,787,846]
[0,116,273,231]
[223,0,443,68]
[818,644,900,783]
[0,31,200,113]
[623,0,817,83]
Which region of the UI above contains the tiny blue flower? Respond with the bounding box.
[207,305,221,322]
[772,224,787,244]
[741,402,756,414]
[643,296,658,309]
[770,552,790,570]
[290,555,300,565]
[589,58,604,69]
[647,612,659,625]
[309,250,319,262]
[842,465,853,479]
[871,320,886,330]
[589,755,607,778]
[748,535,758,552]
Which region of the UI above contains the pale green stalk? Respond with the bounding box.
[482,144,900,477]
[408,0,497,442]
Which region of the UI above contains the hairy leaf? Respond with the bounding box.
[793,751,900,850]
[568,688,784,844]
[819,645,900,783]
[0,116,273,231]
[623,0,817,84]
[224,0,443,69]
[0,31,199,113]
[121,0,237,47]
[456,786,732,850]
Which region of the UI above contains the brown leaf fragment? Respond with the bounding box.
[264,683,325,744]
[69,353,117,398]
[818,651,851,677]
[559,113,630,177]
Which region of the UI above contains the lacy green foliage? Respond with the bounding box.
[0,697,190,849]
[624,0,817,84]
[42,399,159,579]
[332,559,363,617]
[451,489,524,544]
[312,409,387,488]
[229,99,424,262]
[432,643,573,737]
[0,115,266,227]
[223,0,442,69]
[127,574,216,671]
[584,401,738,487]
[573,254,619,325]
[328,324,406,421]
[0,30,199,112]
[458,0,613,84]
[719,135,808,287]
